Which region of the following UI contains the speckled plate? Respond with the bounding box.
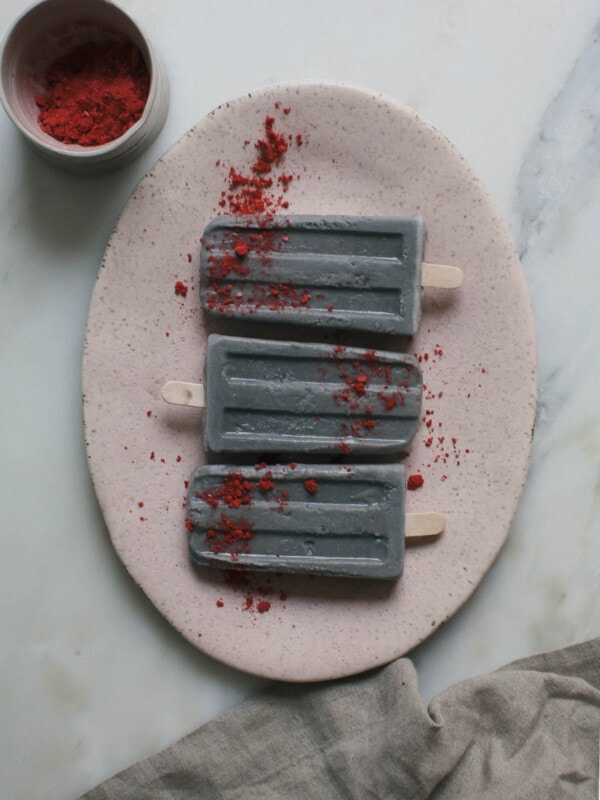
[83,83,537,682]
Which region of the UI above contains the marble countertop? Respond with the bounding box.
[1,1,599,797]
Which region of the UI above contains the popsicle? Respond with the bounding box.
[162,334,423,455]
[186,463,443,579]
[200,215,463,335]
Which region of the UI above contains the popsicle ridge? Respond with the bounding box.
[204,335,423,455]
[200,215,425,335]
[186,463,408,579]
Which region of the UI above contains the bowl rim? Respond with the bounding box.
[0,0,164,158]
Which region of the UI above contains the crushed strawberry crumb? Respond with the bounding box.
[174,280,188,297]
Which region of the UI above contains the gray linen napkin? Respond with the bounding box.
[80,638,600,799]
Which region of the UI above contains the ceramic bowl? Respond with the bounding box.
[0,0,169,172]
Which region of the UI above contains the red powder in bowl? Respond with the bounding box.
[35,39,150,146]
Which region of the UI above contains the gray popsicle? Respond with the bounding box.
[187,463,406,579]
[200,215,424,335]
[203,334,422,455]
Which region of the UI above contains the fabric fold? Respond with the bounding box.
[79,639,600,800]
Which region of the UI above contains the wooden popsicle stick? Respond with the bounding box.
[161,381,206,408]
[422,263,463,289]
[161,380,443,543]
[405,512,445,540]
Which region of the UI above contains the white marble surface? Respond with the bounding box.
[1,1,599,797]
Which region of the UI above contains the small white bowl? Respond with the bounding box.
[0,0,169,172]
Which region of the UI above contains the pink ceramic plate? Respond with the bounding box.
[83,83,536,682]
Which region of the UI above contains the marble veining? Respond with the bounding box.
[516,23,600,416]
[517,25,600,266]
[414,17,600,703]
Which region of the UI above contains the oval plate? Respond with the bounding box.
[83,83,537,682]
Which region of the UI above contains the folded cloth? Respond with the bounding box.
[80,638,600,799]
